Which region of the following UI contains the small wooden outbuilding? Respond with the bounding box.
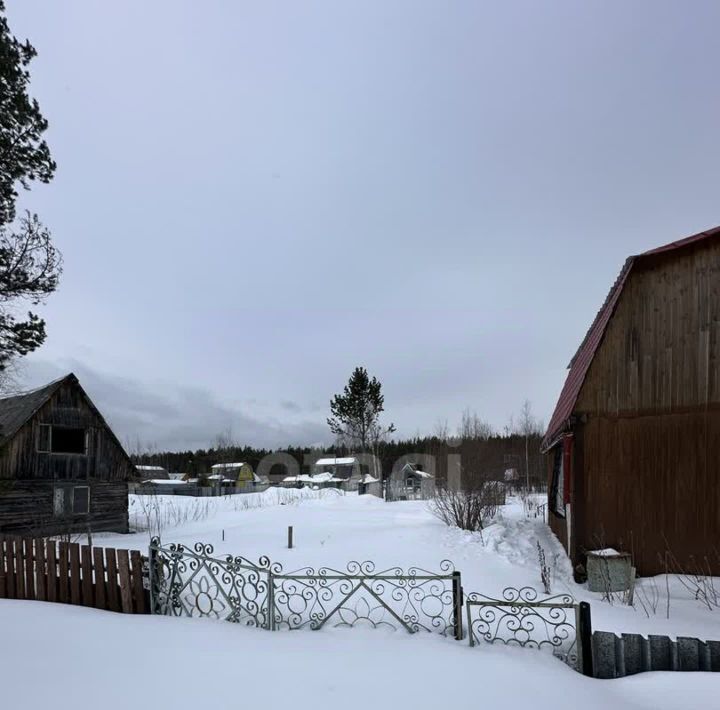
[0,373,133,536]
[542,227,720,576]
[386,462,435,501]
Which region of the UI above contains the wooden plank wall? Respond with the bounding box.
[0,536,148,613]
[576,242,720,417]
[569,240,720,576]
[577,412,720,575]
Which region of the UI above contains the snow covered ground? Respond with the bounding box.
[94,489,720,640]
[2,598,718,710]
[3,489,720,709]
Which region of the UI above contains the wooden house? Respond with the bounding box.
[210,462,256,487]
[0,373,133,536]
[135,465,169,480]
[313,457,361,484]
[542,227,720,576]
[386,462,435,501]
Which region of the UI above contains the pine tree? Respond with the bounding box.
[0,2,62,371]
[327,366,395,452]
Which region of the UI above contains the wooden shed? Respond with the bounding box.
[0,373,133,536]
[542,227,720,576]
[386,462,435,501]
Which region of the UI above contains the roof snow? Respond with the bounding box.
[414,470,432,478]
[284,472,345,483]
[314,457,357,466]
[136,465,166,471]
[211,462,248,470]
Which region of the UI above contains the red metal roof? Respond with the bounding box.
[541,225,720,452]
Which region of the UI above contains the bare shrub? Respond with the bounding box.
[661,545,720,611]
[429,486,498,531]
[129,493,216,538]
[633,576,661,618]
[537,542,551,593]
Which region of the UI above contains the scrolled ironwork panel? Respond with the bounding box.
[149,537,280,628]
[272,559,457,634]
[465,586,578,667]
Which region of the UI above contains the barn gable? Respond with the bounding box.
[542,225,720,452]
[543,225,720,575]
[0,373,132,535]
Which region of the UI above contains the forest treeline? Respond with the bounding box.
[131,431,546,489]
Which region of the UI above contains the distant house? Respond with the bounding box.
[312,456,360,484]
[210,462,258,488]
[542,227,720,576]
[386,462,434,501]
[283,471,346,489]
[0,373,133,536]
[135,465,169,481]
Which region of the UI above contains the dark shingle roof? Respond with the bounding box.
[0,375,71,447]
[541,226,720,452]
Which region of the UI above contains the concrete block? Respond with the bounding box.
[649,635,672,671]
[699,641,711,672]
[586,551,632,593]
[677,637,701,671]
[592,631,618,678]
[708,641,720,672]
[621,633,646,675]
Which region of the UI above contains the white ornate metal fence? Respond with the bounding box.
[148,538,594,675]
[149,538,462,637]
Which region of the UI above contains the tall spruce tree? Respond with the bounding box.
[0,1,62,371]
[328,366,395,453]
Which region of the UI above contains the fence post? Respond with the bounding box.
[577,601,594,677]
[148,543,158,614]
[288,526,293,549]
[452,571,463,640]
[267,570,275,631]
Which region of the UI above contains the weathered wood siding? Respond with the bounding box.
[0,378,131,535]
[0,481,128,535]
[576,242,720,416]
[572,239,720,574]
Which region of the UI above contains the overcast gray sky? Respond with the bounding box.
[5,0,720,451]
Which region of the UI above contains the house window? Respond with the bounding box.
[38,425,87,455]
[549,445,565,518]
[53,486,90,516]
[72,486,90,515]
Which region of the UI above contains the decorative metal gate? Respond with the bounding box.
[465,587,580,668]
[149,539,280,628]
[149,538,462,637]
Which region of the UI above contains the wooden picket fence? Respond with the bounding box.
[0,536,148,613]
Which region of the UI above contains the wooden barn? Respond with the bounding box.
[542,226,720,576]
[0,373,133,536]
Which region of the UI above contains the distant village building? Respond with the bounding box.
[543,227,720,576]
[206,462,265,490]
[0,374,133,536]
[135,465,169,481]
[312,456,361,485]
[386,462,434,501]
[283,471,342,487]
[210,462,256,486]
